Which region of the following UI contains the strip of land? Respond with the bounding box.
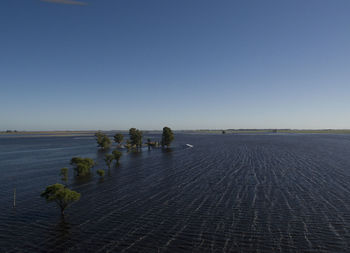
[1,129,350,137]
[0,131,96,137]
[187,129,350,134]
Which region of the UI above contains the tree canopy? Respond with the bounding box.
[70,157,95,176]
[129,128,143,149]
[95,131,111,150]
[114,133,124,145]
[41,183,80,216]
[112,150,122,164]
[162,127,174,147]
[104,154,114,168]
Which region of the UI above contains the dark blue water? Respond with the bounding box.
[1,133,350,252]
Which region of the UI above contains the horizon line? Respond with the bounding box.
[2,128,350,132]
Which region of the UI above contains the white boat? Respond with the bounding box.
[186,144,194,148]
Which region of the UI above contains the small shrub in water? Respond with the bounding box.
[97,169,105,177]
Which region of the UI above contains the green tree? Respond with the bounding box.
[102,136,111,149]
[114,133,124,146]
[41,183,80,216]
[96,169,105,177]
[70,157,95,177]
[95,131,103,145]
[112,150,122,164]
[60,167,69,183]
[104,154,114,169]
[124,140,132,150]
[161,127,174,147]
[129,128,143,149]
[95,131,111,150]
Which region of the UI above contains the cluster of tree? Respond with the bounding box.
[95,131,111,150]
[43,126,174,217]
[105,150,123,168]
[129,128,143,149]
[43,155,101,216]
[95,126,174,151]
[125,126,174,150]
[70,157,95,176]
[161,127,174,147]
[43,157,94,216]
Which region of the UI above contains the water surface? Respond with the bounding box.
[1,134,350,252]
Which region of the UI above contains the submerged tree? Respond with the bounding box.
[129,128,143,149]
[96,169,105,177]
[41,183,80,216]
[114,133,124,146]
[104,154,114,169]
[95,131,104,145]
[112,150,122,164]
[70,157,95,177]
[60,167,69,183]
[161,127,174,148]
[95,131,111,150]
[124,140,132,151]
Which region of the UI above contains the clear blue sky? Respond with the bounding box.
[1,0,349,130]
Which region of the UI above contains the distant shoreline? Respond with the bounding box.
[191,129,350,134]
[0,131,96,137]
[1,129,350,137]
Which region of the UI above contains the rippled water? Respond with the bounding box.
[1,133,350,252]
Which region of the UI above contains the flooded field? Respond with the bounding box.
[1,133,350,252]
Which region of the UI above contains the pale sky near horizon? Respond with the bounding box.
[1,0,350,130]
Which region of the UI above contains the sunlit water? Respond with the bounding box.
[1,133,350,252]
